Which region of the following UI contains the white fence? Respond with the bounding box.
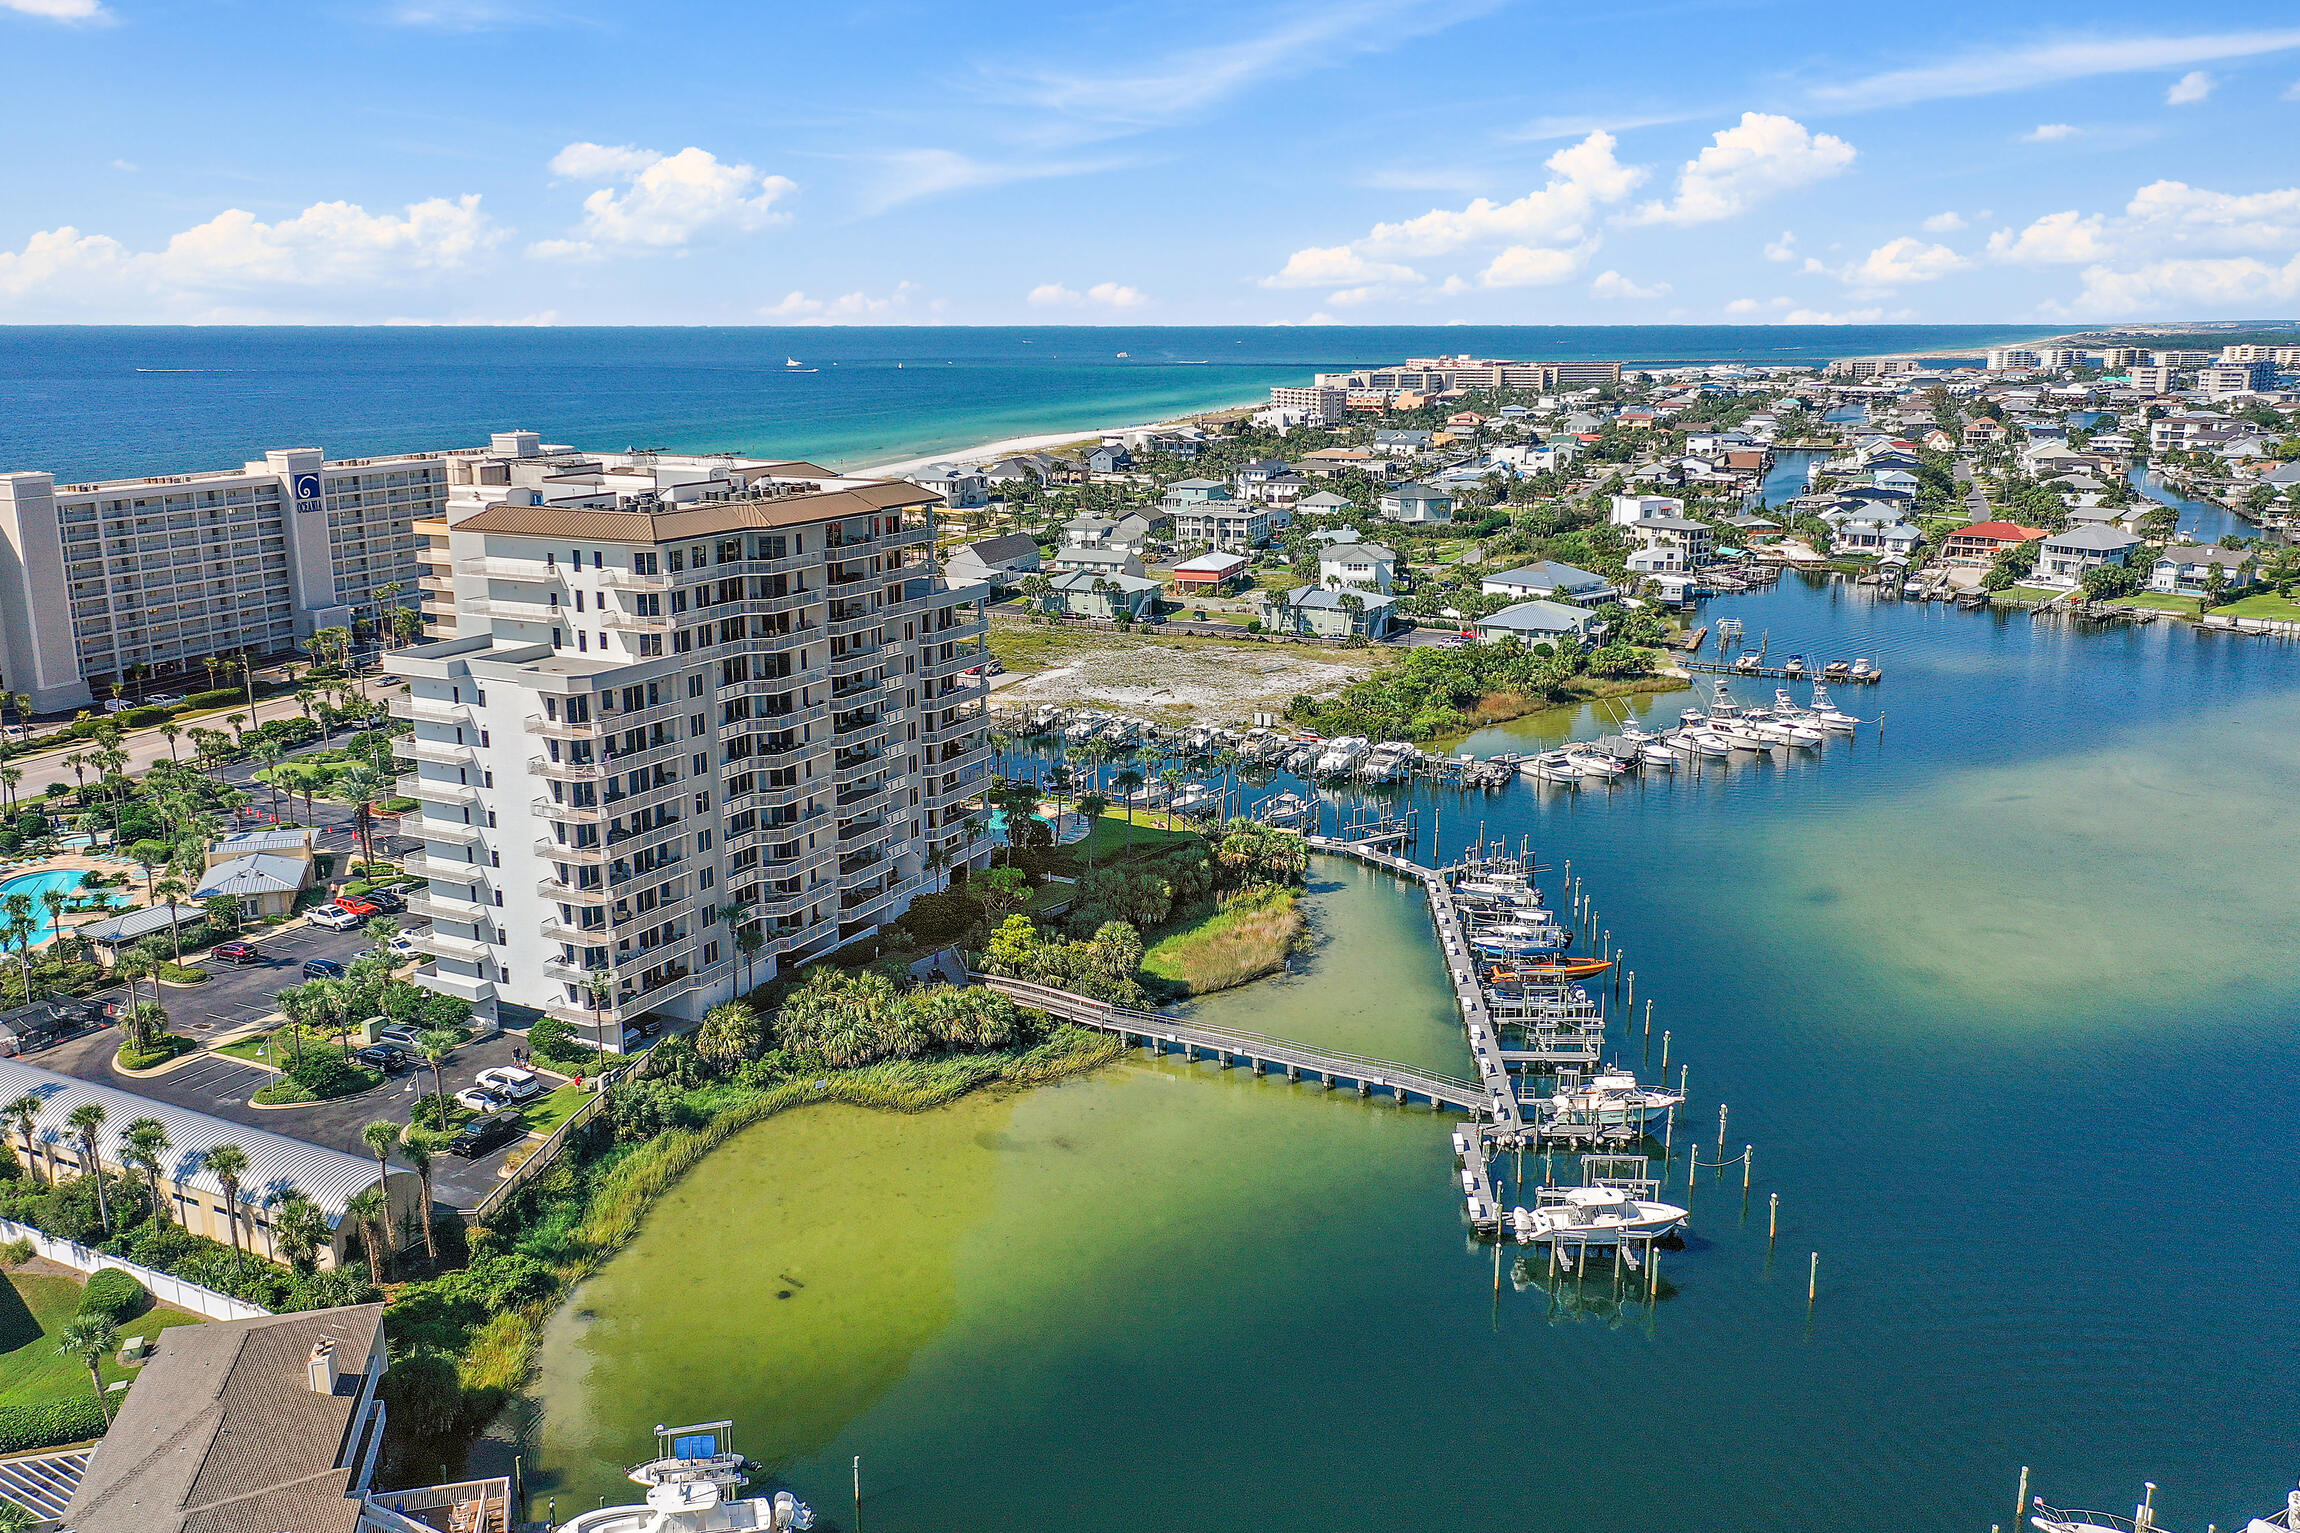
[0,1217,270,1321]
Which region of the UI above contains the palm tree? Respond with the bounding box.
[397,1129,439,1263]
[65,1103,110,1234]
[37,887,68,944]
[343,1185,387,1284]
[418,1030,458,1124]
[734,928,764,996]
[272,1189,328,1272]
[334,764,384,869]
[121,1117,171,1226]
[1075,793,1111,871]
[158,723,183,763]
[360,1119,399,1210]
[152,876,190,964]
[57,1315,118,1421]
[1114,768,1144,850]
[5,1096,45,1187]
[199,1143,248,1256]
[0,765,20,816]
[583,965,617,1052]
[123,1002,168,1056]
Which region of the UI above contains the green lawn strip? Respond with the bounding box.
[2211,592,2300,622]
[1139,886,1304,995]
[517,1083,593,1137]
[0,1271,202,1411]
[213,1033,284,1066]
[2104,593,2201,614]
[1051,809,1201,872]
[1994,585,2066,604]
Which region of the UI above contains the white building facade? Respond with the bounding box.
[385,450,993,1047]
[0,445,442,711]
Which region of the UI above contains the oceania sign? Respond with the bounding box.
[292,472,322,506]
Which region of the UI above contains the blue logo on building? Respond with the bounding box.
[293,472,322,505]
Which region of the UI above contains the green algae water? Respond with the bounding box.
[530,576,2300,1533]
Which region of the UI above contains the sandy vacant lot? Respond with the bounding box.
[988,624,1380,723]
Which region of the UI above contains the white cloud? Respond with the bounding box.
[1590,270,1670,299]
[1782,307,1899,323]
[1812,28,2300,109]
[1626,113,1855,226]
[2285,78,2300,101]
[538,142,793,255]
[859,148,1120,214]
[2076,253,2300,312]
[1987,209,2113,264]
[1481,243,1596,287]
[2023,123,2079,142]
[1356,132,1643,258]
[761,283,919,323]
[1260,245,1424,290]
[109,158,137,173]
[1921,211,1967,232]
[1504,108,1706,143]
[1026,280,1148,309]
[1841,236,1970,286]
[0,195,500,319]
[1006,0,1499,131]
[1,0,109,21]
[2166,69,2215,104]
[2124,179,2300,248]
[1724,296,1794,315]
[1763,230,1799,261]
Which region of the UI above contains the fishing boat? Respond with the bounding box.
[1806,686,1859,731]
[1521,749,1584,784]
[1782,653,1805,678]
[1540,1069,1684,1128]
[1259,790,1312,825]
[555,1421,812,1533]
[1509,1186,1688,1247]
[1483,957,1612,981]
[1849,656,1877,680]
[1638,742,1678,769]
[1734,651,1762,672]
[1563,744,1627,778]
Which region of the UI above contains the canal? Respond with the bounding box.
[528,574,2300,1533]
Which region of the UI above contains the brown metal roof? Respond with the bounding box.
[456,479,934,543]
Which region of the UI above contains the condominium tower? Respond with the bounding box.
[385,439,993,1045]
[0,444,444,711]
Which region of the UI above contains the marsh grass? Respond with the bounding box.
[1142,887,1306,995]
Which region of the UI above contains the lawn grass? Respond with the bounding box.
[2104,592,2202,614]
[2211,591,2300,622]
[518,1082,592,1137]
[1060,808,1201,869]
[1141,886,1305,995]
[215,1032,285,1065]
[0,1270,202,1411]
[1995,585,2066,605]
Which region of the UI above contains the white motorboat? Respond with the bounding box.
[1639,743,1677,769]
[1703,684,1773,750]
[1807,685,1859,731]
[556,1422,812,1533]
[1563,745,1627,778]
[1540,1068,1684,1129]
[1745,710,1825,747]
[1677,727,1733,757]
[1849,656,1876,680]
[1521,749,1584,784]
[1509,1186,1688,1247]
[1313,737,1368,777]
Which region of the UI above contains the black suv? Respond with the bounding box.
[354,1043,416,1072]
[363,889,407,913]
[447,1110,524,1159]
[301,958,348,980]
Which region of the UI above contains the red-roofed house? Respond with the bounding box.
[1942,520,2049,563]
[1170,550,1250,593]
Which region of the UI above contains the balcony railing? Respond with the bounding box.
[529,755,606,782]
[595,569,672,591]
[535,837,607,864]
[533,797,606,825]
[393,736,477,766]
[397,774,482,805]
[524,712,606,740]
[602,609,675,633]
[539,877,611,906]
[407,815,483,846]
[412,929,492,963]
[389,694,472,725]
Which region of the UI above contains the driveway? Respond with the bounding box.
[73,920,385,1043]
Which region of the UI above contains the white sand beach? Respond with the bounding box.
[854,395,1262,478]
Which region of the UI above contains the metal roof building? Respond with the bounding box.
[0,1059,421,1268]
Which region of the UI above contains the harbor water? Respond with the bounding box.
[529,574,2300,1533]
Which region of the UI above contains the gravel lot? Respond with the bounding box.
[989,625,1381,723]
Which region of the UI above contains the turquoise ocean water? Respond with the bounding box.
[0,324,2064,479]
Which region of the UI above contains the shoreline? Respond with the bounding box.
[854,398,1261,477]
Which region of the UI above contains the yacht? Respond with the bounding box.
[556,1422,812,1533]
[1806,686,1860,731]
[1314,737,1368,777]
[1821,659,1853,681]
[1563,744,1628,778]
[1521,749,1584,784]
[1782,653,1805,678]
[1734,651,1762,673]
[1638,742,1678,769]
[1509,1185,1688,1247]
[1703,684,1773,751]
[1849,657,1877,681]
[1746,710,1825,747]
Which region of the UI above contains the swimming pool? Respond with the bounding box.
[0,868,89,941]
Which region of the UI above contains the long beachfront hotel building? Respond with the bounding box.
[386,435,994,1043]
[0,445,444,711]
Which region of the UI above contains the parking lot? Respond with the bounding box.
[29,917,546,1210]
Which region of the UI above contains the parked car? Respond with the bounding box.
[619,1018,664,1050]
[334,896,382,918]
[386,931,423,959]
[446,1110,525,1158]
[144,693,185,707]
[361,889,406,913]
[354,1043,416,1072]
[301,957,348,979]
[475,1066,543,1102]
[454,1085,508,1113]
[305,905,362,932]
[377,1024,426,1053]
[208,940,265,966]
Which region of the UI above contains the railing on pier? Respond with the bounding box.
[972,973,1488,1112]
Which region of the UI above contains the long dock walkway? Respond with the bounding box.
[972,974,1488,1112]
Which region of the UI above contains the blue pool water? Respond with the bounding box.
[0,868,88,940]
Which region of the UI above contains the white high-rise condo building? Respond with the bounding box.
[385,438,994,1046]
[0,446,440,711]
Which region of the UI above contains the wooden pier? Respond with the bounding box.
[1679,658,1882,683]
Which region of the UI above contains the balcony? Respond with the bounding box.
[602,609,675,633]
[416,573,456,594]
[538,876,611,906]
[397,851,477,881]
[540,916,613,945]
[412,929,492,963]
[529,754,606,782]
[533,796,607,825]
[393,735,477,766]
[596,568,672,592]
[398,774,481,805]
[405,892,490,923]
[389,694,472,725]
[829,609,884,641]
[457,556,563,581]
[416,968,496,1004]
[524,712,605,740]
[463,595,557,620]
[535,837,607,864]
[406,815,483,846]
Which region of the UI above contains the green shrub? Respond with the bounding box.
[342,880,374,897]
[117,1035,192,1070]
[185,688,241,710]
[380,797,417,814]
[0,1398,108,1454]
[895,889,983,946]
[119,705,175,728]
[251,1078,318,1105]
[284,1048,373,1099]
[78,1267,149,1324]
[157,962,206,984]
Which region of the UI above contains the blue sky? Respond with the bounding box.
[3,0,2299,325]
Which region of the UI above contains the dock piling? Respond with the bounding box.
[1768,1191,1778,1244]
